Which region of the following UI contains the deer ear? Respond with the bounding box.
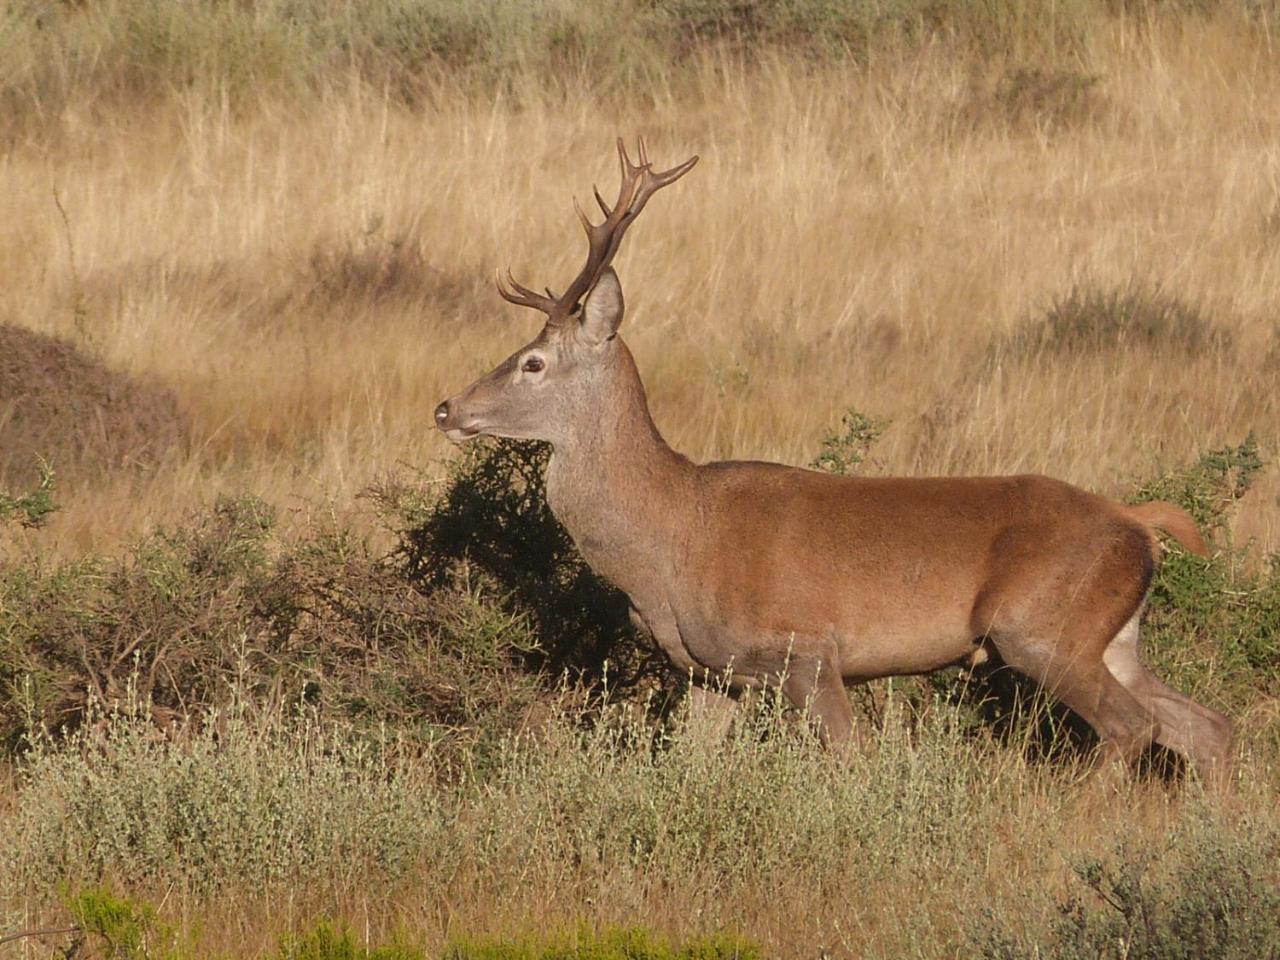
[579,267,624,345]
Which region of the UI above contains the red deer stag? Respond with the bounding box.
[434,139,1233,785]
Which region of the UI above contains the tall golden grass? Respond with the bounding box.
[1,5,1277,556]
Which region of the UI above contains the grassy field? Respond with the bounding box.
[2,0,1278,555]
[2,1,1279,958]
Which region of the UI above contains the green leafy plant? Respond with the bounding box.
[0,459,57,528]
[277,921,423,960]
[809,408,886,476]
[66,887,181,960]
[1134,437,1279,710]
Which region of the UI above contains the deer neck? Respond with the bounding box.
[544,341,691,578]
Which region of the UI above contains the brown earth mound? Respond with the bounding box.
[0,323,183,489]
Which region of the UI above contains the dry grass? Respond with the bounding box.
[2,8,1277,558]
[2,8,1279,957]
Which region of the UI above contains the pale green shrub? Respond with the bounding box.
[2,697,452,893]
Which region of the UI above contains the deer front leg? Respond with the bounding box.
[730,637,857,748]
[629,605,738,742]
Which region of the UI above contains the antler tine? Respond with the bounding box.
[497,139,697,324]
[616,137,633,181]
[496,267,559,314]
[593,185,612,218]
[595,151,700,269]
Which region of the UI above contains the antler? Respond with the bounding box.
[497,138,699,324]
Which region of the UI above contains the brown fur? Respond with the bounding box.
[435,143,1233,786]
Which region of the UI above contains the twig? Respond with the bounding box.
[0,927,80,948]
[51,189,80,287]
[52,187,90,344]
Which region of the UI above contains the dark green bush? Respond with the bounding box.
[991,284,1232,367]
[373,439,671,700]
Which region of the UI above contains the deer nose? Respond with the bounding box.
[434,400,450,428]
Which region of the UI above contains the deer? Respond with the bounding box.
[434,138,1234,786]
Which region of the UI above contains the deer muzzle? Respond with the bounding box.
[433,399,481,442]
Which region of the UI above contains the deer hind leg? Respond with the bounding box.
[991,629,1160,774]
[1103,609,1234,788]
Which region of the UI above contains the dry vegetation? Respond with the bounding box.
[1,1,1277,556]
[2,1,1280,958]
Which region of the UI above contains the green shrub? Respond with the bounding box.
[1131,437,1280,710]
[1131,434,1264,535]
[0,459,56,529]
[442,925,760,960]
[67,887,183,960]
[277,921,424,960]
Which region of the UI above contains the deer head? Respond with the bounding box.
[434,139,697,446]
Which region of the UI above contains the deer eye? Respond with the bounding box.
[521,356,545,374]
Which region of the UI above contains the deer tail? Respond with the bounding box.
[1126,501,1209,558]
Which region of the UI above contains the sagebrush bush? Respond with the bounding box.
[977,817,1280,959]
[5,697,446,892]
[0,678,1038,898]
[0,0,1219,138]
